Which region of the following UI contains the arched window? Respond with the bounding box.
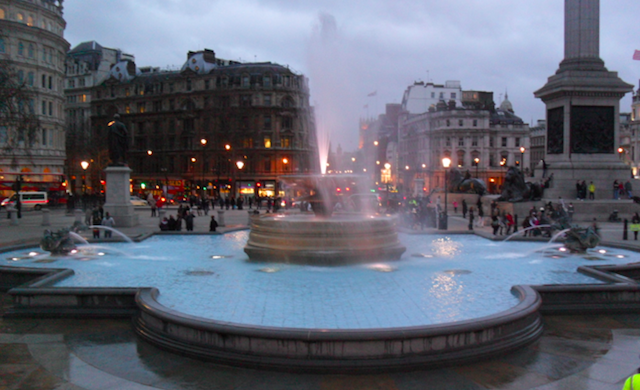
[27,15,33,26]
[281,96,295,108]
[0,9,5,19]
[16,13,24,23]
[18,42,24,56]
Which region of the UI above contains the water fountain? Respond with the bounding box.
[244,174,406,265]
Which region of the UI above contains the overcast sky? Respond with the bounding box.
[64,0,640,151]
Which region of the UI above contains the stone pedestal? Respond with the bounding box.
[534,0,633,200]
[103,166,138,227]
[217,210,226,227]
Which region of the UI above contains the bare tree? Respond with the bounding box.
[0,58,40,168]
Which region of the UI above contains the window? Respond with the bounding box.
[125,105,131,114]
[240,95,251,107]
[186,78,192,91]
[281,116,292,130]
[125,88,130,96]
[264,136,272,148]
[242,75,249,87]
[17,70,24,83]
[204,79,210,90]
[48,101,53,116]
[263,75,271,87]
[490,137,494,147]
[445,137,451,147]
[515,137,520,147]
[42,128,47,146]
[48,76,52,89]
[27,15,33,26]
[451,92,456,99]
[18,42,24,56]
[473,119,478,127]
[472,136,478,147]
[0,38,4,53]
[263,158,271,172]
[169,99,175,110]
[27,72,34,86]
[458,137,464,146]
[137,102,145,113]
[459,119,463,127]
[446,119,450,127]
[28,44,34,58]
[501,137,507,147]
[16,13,24,23]
[264,94,271,106]
[0,9,5,19]
[431,92,435,98]
[439,92,444,99]
[42,101,46,115]
[153,100,162,112]
[68,79,75,88]
[281,136,292,148]
[263,116,272,130]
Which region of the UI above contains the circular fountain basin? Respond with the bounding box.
[244,213,406,265]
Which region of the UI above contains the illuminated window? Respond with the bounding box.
[0,9,5,19]
[27,15,33,26]
[125,105,131,114]
[264,136,272,148]
[281,136,291,148]
[81,94,87,103]
[16,13,24,23]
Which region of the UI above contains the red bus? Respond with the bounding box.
[0,172,67,206]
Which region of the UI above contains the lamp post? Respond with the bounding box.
[200,138,207,196]
[474,157,480,179]
[440,157,451,230]
[80,160,89,194]
[520,146,525,173]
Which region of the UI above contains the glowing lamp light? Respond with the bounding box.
[236,161,245,170]
[147,150,153,156]
[200,138,207,146]
[384,163,391,169]
[80,161,89,170]
[442,157,452,168]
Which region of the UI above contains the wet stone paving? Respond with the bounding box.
[1,290,639,390]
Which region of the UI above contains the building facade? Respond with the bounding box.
[397,84,530,196]
[90,49,318,200]
[0,0,68,198]
[64,40,129,194]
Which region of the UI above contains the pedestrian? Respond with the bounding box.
[626,180,633,199]
[468,207,474,230]
[209,215,219,232]
[491,216,500,235]
[568,203,575,222]
[92,207,101,238]
[148,193,157,217]
[159,217,170,231]
[632,213,640,241]
[462,199,468,219]
[477,202,484,227]
[101,212,115,238]
[453,201,458,214]
[542,159,548,178]
[588,181,596,200]
[168,215,177,230]
[185,212,195,231]
[622,367,640,389]
[505,212,514,235]
[576,180,582,200]
[613,180,620,199]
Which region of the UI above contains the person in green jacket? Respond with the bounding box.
[623,369,640,390]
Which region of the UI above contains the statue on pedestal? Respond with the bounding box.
[108,114,128,166]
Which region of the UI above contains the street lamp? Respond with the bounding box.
[440,157,451,230]
[80,161,89,193]
[520,146,525,172]
[474,157,480,178]
[200,138,207,196]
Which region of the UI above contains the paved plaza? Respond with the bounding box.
[1,205,640,389]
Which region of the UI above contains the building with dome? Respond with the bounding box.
[0,0,68,199]
[396,83,530,196]
[89,49,318,200]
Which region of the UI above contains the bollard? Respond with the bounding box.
[514,215,518,233]
[8,205,18,226]
[41,208,50,226]
[217,210,226,227]
[624,219,629,240]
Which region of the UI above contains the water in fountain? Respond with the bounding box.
[244,173,406,264]
[502,225,553,242]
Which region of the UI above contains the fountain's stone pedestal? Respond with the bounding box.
[103,166,138,227]
[245,213,406,265]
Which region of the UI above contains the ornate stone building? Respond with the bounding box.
[0,0,68,197]
[398,85,530,196]
[64,41,130,194]
[90,49,318,199]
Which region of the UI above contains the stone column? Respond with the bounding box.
[564,0,599,60]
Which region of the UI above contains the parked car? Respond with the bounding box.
[130,196,149,206]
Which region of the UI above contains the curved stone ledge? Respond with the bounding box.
[132,285,543,373]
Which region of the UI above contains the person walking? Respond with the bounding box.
[462,199,468,219]
[185,212,195,231]
[468,207,474,231]
[626,180,633,199]
[101,212,115,238]
[588,181,596,200]
[148,194,157,217]
[613,180,620,199]
[453,201,458,214]
[632,213,640,241]
[209,215,219,232]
